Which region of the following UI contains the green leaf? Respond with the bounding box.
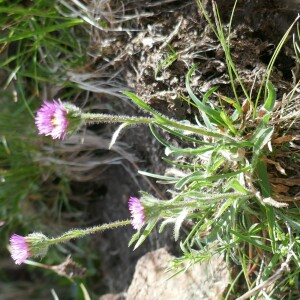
[149,124,173,148]
[109,123,129,149]
[230,229,272,252]
[256,159,272,197]
[174,209,189,241]
[259,81,276,124]
[128,231,141,247]
[195,219,215,240]
[261,253,281,280]
[123,91,166,122]
[0,7,58,17]
[162,157,204,170]
[276,211,300,231]
[155,51,177,78]
[80,283,92,300]
[195,114,216,131]
[134,218,159,250]
[186,66,226,127]
[220,111,237,134]
[214,197,236,219]
[225,178,249,194]
[0,20,84,43]
[263,81,276,112]
[166,145,215,156]
[265,205,277,252]
[251,125,274,169]
[159,219,175,233]
[201,87,219,130]
[175,170,204,189]
[248,223,263,234]
[175,166,251,189]
[220,95,242,116]
[251,125,274,149]
[122,91,154,112]
[158,123,211,145]
[230,109,240,122]
[203,86,219,104]
[138,170,178,183]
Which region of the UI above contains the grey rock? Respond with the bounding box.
[126,248,229,300]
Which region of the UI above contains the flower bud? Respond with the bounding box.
[9,233,50,265]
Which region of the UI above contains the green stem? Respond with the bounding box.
[81,113,155,125]
[163,201,198,210]
[198,192,252,201]
[165,193,252,209]
[82,112,236,142]
[162,118,236,141]
[48,219,131,245]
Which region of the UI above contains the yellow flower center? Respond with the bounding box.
[51,116,60,127]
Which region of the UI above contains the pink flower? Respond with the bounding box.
[9,232,50,265]
[128,196,145,230]
[9,234,30,265]
[35,100,68,139]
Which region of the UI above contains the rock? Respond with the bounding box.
[126,248,229,300]
[100,293,126,300]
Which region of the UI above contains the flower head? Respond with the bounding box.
[9,234,30,265]
[35,100,68,139]
[9,233,50,265]
[128,196,146,230]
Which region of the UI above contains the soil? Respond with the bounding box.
[76,0,300,297]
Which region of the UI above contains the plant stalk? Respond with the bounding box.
[48,219,131,245]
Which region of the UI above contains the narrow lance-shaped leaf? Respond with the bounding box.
[256,159,272,197]
[128,231,141,247]
[133,217,159,250]
[186,65,227,127]
[109,123,129,149]
[263,81,276,112]
[229,229,272,252]
[220,111,237,134]
[123,91,166,123]
[251,126,274,152]
[0,20,84,43]
[138,170,178,183]
[265,205,277,253]
[175,166,251,190]
[174,209,189,241]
